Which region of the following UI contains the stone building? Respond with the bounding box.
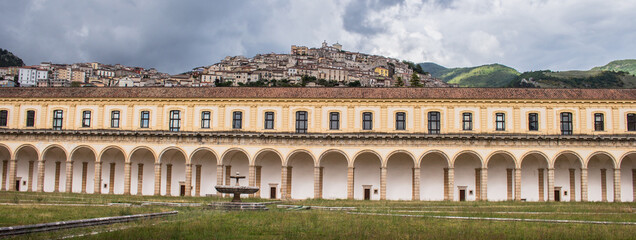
[0,87,635,202]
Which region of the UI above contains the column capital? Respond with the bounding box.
[126,161,132,165]
[580,167,588,170]
[412,167,421,170]
[515,168,521,171]
[155,162,161,166]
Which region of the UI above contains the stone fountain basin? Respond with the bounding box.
[215,185,260,194]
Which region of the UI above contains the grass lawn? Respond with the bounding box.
[0,192,635,239]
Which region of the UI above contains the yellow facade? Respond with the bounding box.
[0,88,635,202]
[375,67,389,77]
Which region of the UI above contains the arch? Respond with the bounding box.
[14,144,39,160]
[351,149,382,167]
[220,148,250,165]
[0,143,13,160]
[253,148,284,166]
[285,149,316,167]
[552,150,584,168]
[485,150,516,168]
[98,145,127,163]
[317,149,350,167]
[451,150,483,168]
[586,151,617,169]
[159,146,188,164]
[519,151,550,168]
[42,144,68,159]
[70,145,97,160]
[618,151,636,167]
[418,150,450,167]
[190,147,219,165]
[128,146,157,163]
[384,150,416,168]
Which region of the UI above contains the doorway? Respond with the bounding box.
[15,180,20,192]
[364,189,371,200]
[270,187,277,199]
[554,187,561,202]
[459,189,466,201]
[179,183,186,196]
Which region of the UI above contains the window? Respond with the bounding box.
[395,112,406,130]
[111,111,120,128]
[362,112,373,130]
[201,111,211,129]
[462,112,472,131]
[329,112,340,130]
[26,110,35,127]
[528,113,538,131]
[296,111,308,133]
[140,111,150,128]
[0,110,7,127]
[264,112,274,129]
[52,110,63,130]
[560,112,573,135]
[169,110,181,132]
[428,111,440,134]
[82,110,91,128]
[495,113,505,131]
[628,113,636,131]
[594,113,604,131]
[232,111,242,129]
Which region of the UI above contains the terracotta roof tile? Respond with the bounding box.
[0,87,635,100]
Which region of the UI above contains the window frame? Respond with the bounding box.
[495,113,505,131]
[111,110,120,128]
[140,111,150,128]
[26,110,35,127]
[594,113,604,131]
[52,110,63,130]
[395,112,406,130]
[295,111,308,133]
[201,111,211,129]
[264,111,275,130]
[0,110,7,127]
[560,112,573,135]
[232,111,243,129]
[462,112,472,131]
[428,111,441,134]
[329,112,340,130]
[81,110,91,128]
[627,113,636,131]
[169,110,181,132]
[362,112,373,130]
[528,113,539,131]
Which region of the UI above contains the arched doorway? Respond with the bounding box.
[486,152,516,201]
[42,146,67,192]
[587,152,616,202]
[553,152,583,202]
[221,149,250,197]
[159,148,186,196]
[319,150,348,199]
[70,147,96,193]
[353,151,381,200]
[287,150,315,199]
[254,150,282,199]
[100,147,125,195]
[453,151,482,201]
[520,152,549,201]
[419,151,449,201]
[190,148,218,197]
[386,151,415,200]
[15,145,38,192]
[129,147,156,196]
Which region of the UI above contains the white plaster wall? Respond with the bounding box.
[103,105,127,129]
[454,156,480,201]
[290,157,314,199]
[18,105,44,128]
[132,105,158,129]
[15,159,33,191]
[354,155,380,200]
[620,157,635,202]
[387,108,414,131]
[130,152,156,196]
[354,107,380,130]
[160,152,185,196]
[289,106,315,131]
[454,107,480,131]
[553,158,581,202]
[587,158,615,202]
[191,156,217,196]
[520,108,547,133]
[257,107,282,130]
[586,108,611,131]
[75,106,99,129]
[224,154,249,196]
[194,106,219,129]
[71,149,95,193]
[321,154,348,199]
[487,107,513,131]
[43,149,66,192]
[259,154,281,199]
[386,155,413,200]
[321,107,348,130]
[100,150,125,194]
[520,156,548,201]
[487,156,515,201]
[420,154,446,200]
[225,106,251,129]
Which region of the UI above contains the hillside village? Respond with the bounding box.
[0,42,451,88]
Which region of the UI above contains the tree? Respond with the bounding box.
[347,81,361,87]
[395,77,404,87]
[70,81,82,87]
[409,73,421,87]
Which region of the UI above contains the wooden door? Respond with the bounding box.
[270,187,276,199]
[364,189,371,200]
[459,189,466,201]
[554,190,560,202]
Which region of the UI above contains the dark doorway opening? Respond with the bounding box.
[364,189,371,200]
[270,187,277,199]
[459,189,466,201]
[180,185,186,196]
[15,181,20,192]
[554,190,561,202]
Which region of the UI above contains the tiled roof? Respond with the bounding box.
[0,87,635,100]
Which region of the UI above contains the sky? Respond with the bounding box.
[1,0,635,74]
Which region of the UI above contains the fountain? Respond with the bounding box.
[209,172,266,210]
[214,171,259,202]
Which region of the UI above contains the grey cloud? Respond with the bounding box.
[343,0,404,35]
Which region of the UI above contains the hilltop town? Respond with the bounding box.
[0,42,451,88]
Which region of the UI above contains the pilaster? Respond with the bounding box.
[137,163,144,195]
[248,165,256,197]
[314,166,321,199]
[601,168,607,202]
[81,162,87,193]
[154,163,161,196]
[347,166,354,199]
[8,159,16,191]
[185,163,192,197]
[581,168,588,202]
[65,161,73,193]
[447,168,454,201]
[412,167,420,201]
[446,107,454,133]
[547,168,555,201]
[28,161,34,192]
[380,167,387,200]
[195,164,201,197]
[514,168,521,201]
[165,163,172,196]
[280,166,288,200]
[216,165,224,187]
[613,168,621,202]
[481,168,488,201]
[413,106,421,132]
[94,161,102,194]
[124,162,132,195]
[380,106,387,132]
[569,168,576,202]
[513,107,520,133]
[1,160,7,191]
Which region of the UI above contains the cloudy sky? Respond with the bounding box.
[1,0,635,74]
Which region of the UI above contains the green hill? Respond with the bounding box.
[592,59,636,76]
[0,48,24,67]
[418,62,447,76]
[509,70,636,88]
[429,64,520,87]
